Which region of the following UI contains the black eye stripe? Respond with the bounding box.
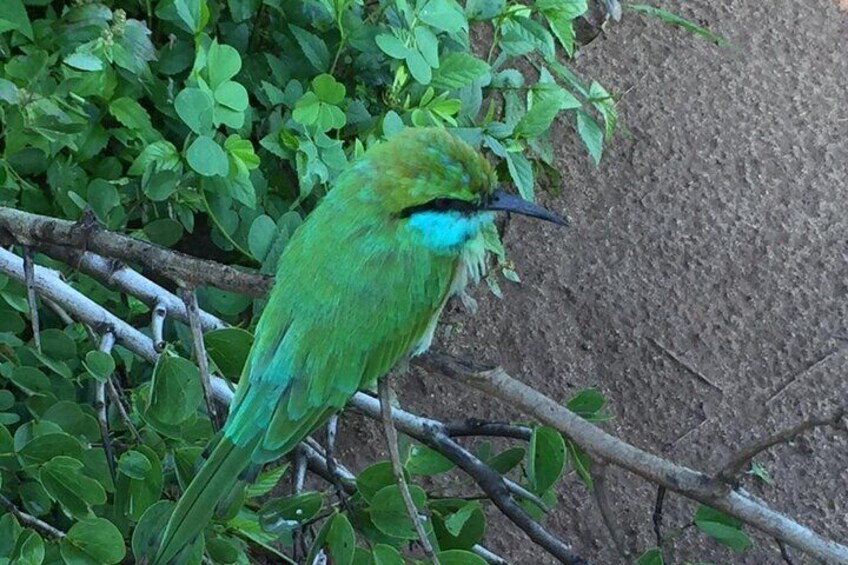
[400,198,479,218]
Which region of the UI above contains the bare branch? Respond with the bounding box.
[181,288,220,430]
[379,378,439,564]
[0,247,159,363]
[717,408,846,483]
[40,245,225,331]
[0,494,66,539]
[351,392,585,565]
[653,486,666,548]
[97,331,117,481]
[419,352,848,565]
[0,206,271,296]
[592,463,628,558]
[23,247,41,353]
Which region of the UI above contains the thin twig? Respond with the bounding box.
[378,377,438,564]
[0,494,66,539]
[777,538,796,565]
[648,337,723,392]
[23,247,41,353]
[653,486,666,548]
[104,376,141,442]
[151,302,167,352]
[181,288,220,431]
[323,414,349,506]
[717,408,846,483]
[97,331,117,481]
[592,463,628,558]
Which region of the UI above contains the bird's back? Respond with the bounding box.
[224,160,459,461]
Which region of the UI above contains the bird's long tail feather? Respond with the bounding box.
[153,437,254,565]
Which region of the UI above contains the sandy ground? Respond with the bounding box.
[336,2,848,563]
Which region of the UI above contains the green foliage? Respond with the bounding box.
[693,505,752,552]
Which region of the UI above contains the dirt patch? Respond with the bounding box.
[337,2,848,563]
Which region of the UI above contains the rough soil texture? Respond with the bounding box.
[336,2,848,563]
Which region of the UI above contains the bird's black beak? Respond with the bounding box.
[484,190,569,226]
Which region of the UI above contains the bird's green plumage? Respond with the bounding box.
[154,128,497,564]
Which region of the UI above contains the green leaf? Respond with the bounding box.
[18,433,83,467]
[465,0,505,20]
[174,0,207,33]
[356,461,404,502]
[289,24,330,71]
[186,135,229,177]
[528,426,566,494]
[635,548,664,565]
[325,513,356,565]
[693,505,752,552]
[246,464,289,498]
[130,141,181,177]
[114,445,164,522]
[371,544,404,565]
[514,97,562,138]
[576,109,603,165]
[504,151,534,201]
[204,328,254,379]
[13,530,44,565]
[118,450,152,480]
[64,53,104,72]
[143,218,184,247]
[406,444,454,476]
[132,501,174,561]
[419,0,467,33]
[205,536,239,564]
[0,512,23,556]
[589,81,617,140]
[109,97,155,141]
[625,4,729,46]
[248,215,278,262]
[436,549,488,565]
[225,135,260,170]
[39,455,107,518]
[405,49,432,85]
[444,502,479,537]
[370,484,427,540]
[147,354,203,424]
[566,388,607,420]
[536,0,587,19]
[207,40,242,88]
[83,350,115,382]
[487,446,525,474]
[375,33,410,60]
[42,403,99,443]
[431,53,490,90]
[214,81,249,112]
[0,0,32,40]
[312,74,346,104]
[414,26,440,68]
[60,518,126,565]
[747,461,771,484]
[545,12,576,57]
[258,492,324,534]
[174,88,215,135]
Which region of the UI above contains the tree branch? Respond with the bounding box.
[716,408,845,483]
[0,494,66,539]
[182,288,220,430]
[419,353,848,565]
[0,206,271,296]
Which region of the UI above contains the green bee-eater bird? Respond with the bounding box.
[153,127,566,564]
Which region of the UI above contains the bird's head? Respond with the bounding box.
[350,128,567,251]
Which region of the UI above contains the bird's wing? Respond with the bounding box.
[224,205,457,461]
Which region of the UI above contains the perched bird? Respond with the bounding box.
[153,127,567,564]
